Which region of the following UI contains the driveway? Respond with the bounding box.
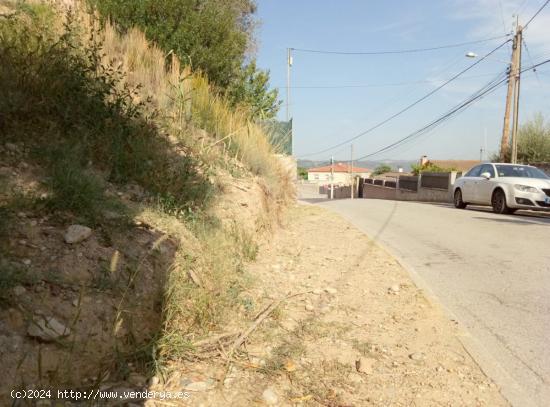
[311,197,550,407]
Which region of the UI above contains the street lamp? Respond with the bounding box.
[465,51,509,65]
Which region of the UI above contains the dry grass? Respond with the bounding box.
[1,0,293,381]
[69,5,291,199]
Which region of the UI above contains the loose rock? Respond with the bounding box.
[356,357,375,374]
[64,225,92,244]
[27,315,71,341]
[409,352,425,361]
[262,387,279,405]
[389,284,400,294]
[180,377,216,392]
[128,373,147,387]
[13,286,26,296]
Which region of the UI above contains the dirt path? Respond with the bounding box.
[158,204,508,406]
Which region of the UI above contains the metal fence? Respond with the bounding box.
[398,175,419,191]
[420,172,450,190]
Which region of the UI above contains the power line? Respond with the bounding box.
[298,40,511,158]
[290,34,510,55]
[274,72,505,89]
[522,38,542,85]
[524,0,550,28]
[353,58,550,161]
[354,72,509,160]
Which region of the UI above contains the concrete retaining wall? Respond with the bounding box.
[360,171,458,203]
[362,184,397,200]
[332,185,358,199]
[362,184,452,203]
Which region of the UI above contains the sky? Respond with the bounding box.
[254,0,550,163]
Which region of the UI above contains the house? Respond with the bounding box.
[307,162,371,184]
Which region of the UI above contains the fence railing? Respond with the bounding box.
[398,175,419,191]
[419,172,450,190]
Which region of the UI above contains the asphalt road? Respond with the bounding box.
[306,195,550,406]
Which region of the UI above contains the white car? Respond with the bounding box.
[453,163,550,214]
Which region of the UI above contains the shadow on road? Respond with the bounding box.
[404,201,550,222]
[298,198,331,204]
[471,216,548,226]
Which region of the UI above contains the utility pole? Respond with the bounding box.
[350,144,354,199]
[286,48,292,121]
[330,156,334,200]
[499,17,522,163]
[511,22,522,164]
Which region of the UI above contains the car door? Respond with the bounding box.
[475,164,497,204]
[461,165,482,202]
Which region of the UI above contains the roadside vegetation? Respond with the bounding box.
[0,0,292,395]
[372,164,393,176]
[411,162,457,175]
[88,0,281,120]
[492,112,550,164]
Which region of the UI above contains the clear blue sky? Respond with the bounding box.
[254,0,550,162]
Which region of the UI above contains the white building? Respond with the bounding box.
[307,162,371,184]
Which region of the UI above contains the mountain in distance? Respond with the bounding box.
[298,159,416,172]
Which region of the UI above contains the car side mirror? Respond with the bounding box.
[480,172,491,179]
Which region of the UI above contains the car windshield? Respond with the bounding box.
[495,165,549,179]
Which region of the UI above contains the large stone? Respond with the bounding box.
[64,225,92,244]
[27,315,71,341]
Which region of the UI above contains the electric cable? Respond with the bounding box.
[298,40,511,158]
[290,35,510,55]
[353,58,550,160]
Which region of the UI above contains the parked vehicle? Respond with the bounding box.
[453,163,550,214]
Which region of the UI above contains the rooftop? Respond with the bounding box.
[428,159,480,173]
[308,163,372,173]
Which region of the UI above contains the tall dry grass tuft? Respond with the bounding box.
[69,7,290,202]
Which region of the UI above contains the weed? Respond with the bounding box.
[230,223,259,261]
[46,154,107,222]
[0,261,39,307]
[261,339,307,376]
[351,339,376,357]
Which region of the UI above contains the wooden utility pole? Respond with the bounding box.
[350,144,355,199]
[499,18,522,162]
[511,24,523,164]
[286,48,292,121]
[330,156,334,200]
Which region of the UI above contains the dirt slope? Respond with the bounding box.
[151,203,508,406]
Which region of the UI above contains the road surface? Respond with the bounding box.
[306,195,550,406]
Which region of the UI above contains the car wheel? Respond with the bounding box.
[454,189,467,209]
[492,189,512,214]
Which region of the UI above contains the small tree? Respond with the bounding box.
[372,164,392,176]
[517,113,550,163]
[297,167,308,180]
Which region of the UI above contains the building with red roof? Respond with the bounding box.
[307,162,371,184]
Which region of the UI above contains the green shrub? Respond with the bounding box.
[0,6,213,219]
